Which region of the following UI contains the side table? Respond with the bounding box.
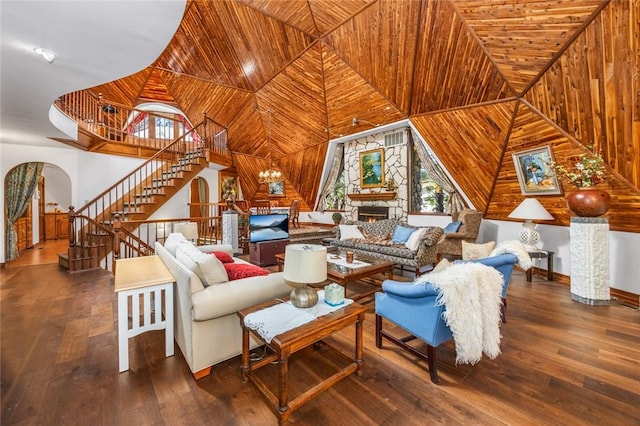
[526,251,554,282]
[114,255,175,372]
[238,299,366,424]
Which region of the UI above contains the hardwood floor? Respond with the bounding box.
[1,250,639,425]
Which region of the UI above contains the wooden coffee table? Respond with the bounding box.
[275,251,395,301]
[238,299,366,425]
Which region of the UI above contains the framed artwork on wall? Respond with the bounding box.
[359,148,385,189]
[219,170,239,201]
[512,146,562,195]
[268,181,285,197]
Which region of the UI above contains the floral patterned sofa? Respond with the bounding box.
[329,219,444,275]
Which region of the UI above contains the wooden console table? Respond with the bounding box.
[114,255,175,372]
[238,299,366,424]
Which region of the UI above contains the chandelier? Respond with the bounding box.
[256,106,283,184]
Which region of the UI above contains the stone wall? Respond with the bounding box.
[344,129,409,221]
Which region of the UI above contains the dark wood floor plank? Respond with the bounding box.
[2,254,639,425]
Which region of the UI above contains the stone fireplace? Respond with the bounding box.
[358,206,389,222]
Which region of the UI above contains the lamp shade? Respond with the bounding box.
[508,198,553,220]
[283,244,327,285]
[175,222,199,242]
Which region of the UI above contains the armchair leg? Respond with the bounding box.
[501,297,507,323]
[375,314,382,348]
[375,314,440,384]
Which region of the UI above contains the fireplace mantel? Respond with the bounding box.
[348,192,396,201]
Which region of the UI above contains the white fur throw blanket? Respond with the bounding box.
[489,240,533,270]
[415,263,504,365]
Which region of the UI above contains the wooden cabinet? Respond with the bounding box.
[249,239,289,266]
[45,212,68,240]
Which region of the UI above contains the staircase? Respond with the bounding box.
[61,125,212,272]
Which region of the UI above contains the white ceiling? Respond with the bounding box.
[0,0,187,147]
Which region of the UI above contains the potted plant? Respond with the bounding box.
[552,147,609,217]
[331,212,342,225]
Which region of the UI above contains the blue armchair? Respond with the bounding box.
[375,254,517,384]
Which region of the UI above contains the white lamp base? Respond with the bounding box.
[519,220,541,252]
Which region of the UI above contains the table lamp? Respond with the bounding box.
[175,222,198,244]
[283,244,327,308]
[508,198,554,251]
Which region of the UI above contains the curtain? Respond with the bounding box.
[5,162,44,261]
[410,130,465,217]
[315,143,344,211]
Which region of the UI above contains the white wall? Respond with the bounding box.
[479,219,639,295]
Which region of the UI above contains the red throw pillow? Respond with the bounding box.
[206,251,234,264]
[224,263,269,281]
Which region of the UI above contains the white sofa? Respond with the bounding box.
[155,236,291,379]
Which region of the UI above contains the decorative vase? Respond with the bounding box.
[565,188,610,217]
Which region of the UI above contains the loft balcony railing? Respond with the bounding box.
[54,90,228,156]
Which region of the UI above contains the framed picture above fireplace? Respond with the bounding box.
[359,148,385,189]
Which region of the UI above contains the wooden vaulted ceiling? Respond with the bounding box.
[84,0,639,232]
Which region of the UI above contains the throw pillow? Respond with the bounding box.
[165,232,189,256]
[391,225,416,244]
[224,263,269,281]
[404,227,427,251]
[176,244,228,286]
[339,224,365,240]
[206,251,234,264]
[432,258,451,273]
[462,241,496,260]
[443,221,462,233]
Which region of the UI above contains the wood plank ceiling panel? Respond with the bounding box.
[454,0,604,94]
[159,70,253,129]
[255,44,327,159]
[236,0,319,36]
[232,152,271,200]
[322,44,405,140]
[154,2,252,90]
[276,142,328,209]
[308,0,375,36]
[411,0,512,115]
[137,69,176,104]
[525,0,640,189]
[210,0,316,91]
[492,102,640,233]
[87,68,152,107]
[226,102,268,157]
[324,0,420,115]
[411,101,516,212]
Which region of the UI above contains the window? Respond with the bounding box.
[410,143,449,213]
[323,171,345,210]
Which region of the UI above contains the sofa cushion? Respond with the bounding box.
[176,244,228,286]
[405,228,427,251]
[391,225,415,243]
[165,232,189,256]
[206,251,234,264]
[443,221,462,233]
[224,263,270,281]
[339,224,365,240]
[462,241,496,260]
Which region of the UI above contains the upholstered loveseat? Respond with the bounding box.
[329,219,444,275]
[155,234,290,379]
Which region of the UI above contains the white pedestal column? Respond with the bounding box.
[222,210,239,255]
[570,217,610,305]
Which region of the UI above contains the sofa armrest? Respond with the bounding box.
[197,244,233,255]
[441,232,468,240]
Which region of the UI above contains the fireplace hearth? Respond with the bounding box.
[358,206,389,222]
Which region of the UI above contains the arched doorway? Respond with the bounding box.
[4,163,72,264]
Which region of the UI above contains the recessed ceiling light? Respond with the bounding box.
[34,47,57,64]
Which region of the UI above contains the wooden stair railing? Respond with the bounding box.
[65,120,215,272]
